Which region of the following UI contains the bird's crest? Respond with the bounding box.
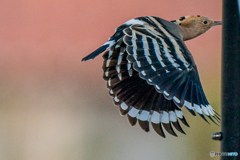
[171,15,221,40]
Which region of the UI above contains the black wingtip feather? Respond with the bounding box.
[138,120,150,132]
[198,113,210,124]
[172,121,186,134]
[119,107,129,115]
[186,107,196,116]
[162,123,178,137]
[151,123,166,138]
[210,116,220,126]
[214,114,221,121]
[213,110,221,117]
[179,116,190,127]
[127,115,137,126]
[212,115,221,122]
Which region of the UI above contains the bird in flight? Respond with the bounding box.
[82,15,221,137]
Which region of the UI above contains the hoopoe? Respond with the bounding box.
[82,15,221,137]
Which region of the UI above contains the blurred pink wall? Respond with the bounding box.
[0,0,221,83]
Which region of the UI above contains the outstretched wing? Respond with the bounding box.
[82,16,220,137]
[122,16,219,122]
[102,43,189,137]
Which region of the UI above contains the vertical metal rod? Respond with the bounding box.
[221,0,240,159]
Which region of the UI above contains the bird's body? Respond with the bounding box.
[82,15,221,137]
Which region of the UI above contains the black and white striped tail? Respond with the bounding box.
[82,23,130,61]
[82,42,111,61]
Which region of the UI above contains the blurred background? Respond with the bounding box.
[0,0,222,160]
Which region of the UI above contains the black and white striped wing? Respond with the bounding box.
[83,16,220,137]
[102,43,189,137]
[120,17,220,123]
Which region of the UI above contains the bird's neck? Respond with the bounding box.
[179,25,205,41]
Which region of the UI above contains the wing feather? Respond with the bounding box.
[83,16,220,137]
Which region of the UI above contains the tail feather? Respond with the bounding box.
[82,43,111,61]
[82,24,129,61]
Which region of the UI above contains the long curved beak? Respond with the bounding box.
[214,21,222,26]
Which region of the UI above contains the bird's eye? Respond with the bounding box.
[203,21,208,24]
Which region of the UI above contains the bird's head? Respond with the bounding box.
[171,15,222,41]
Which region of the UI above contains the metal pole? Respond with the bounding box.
[221,0,240,159]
